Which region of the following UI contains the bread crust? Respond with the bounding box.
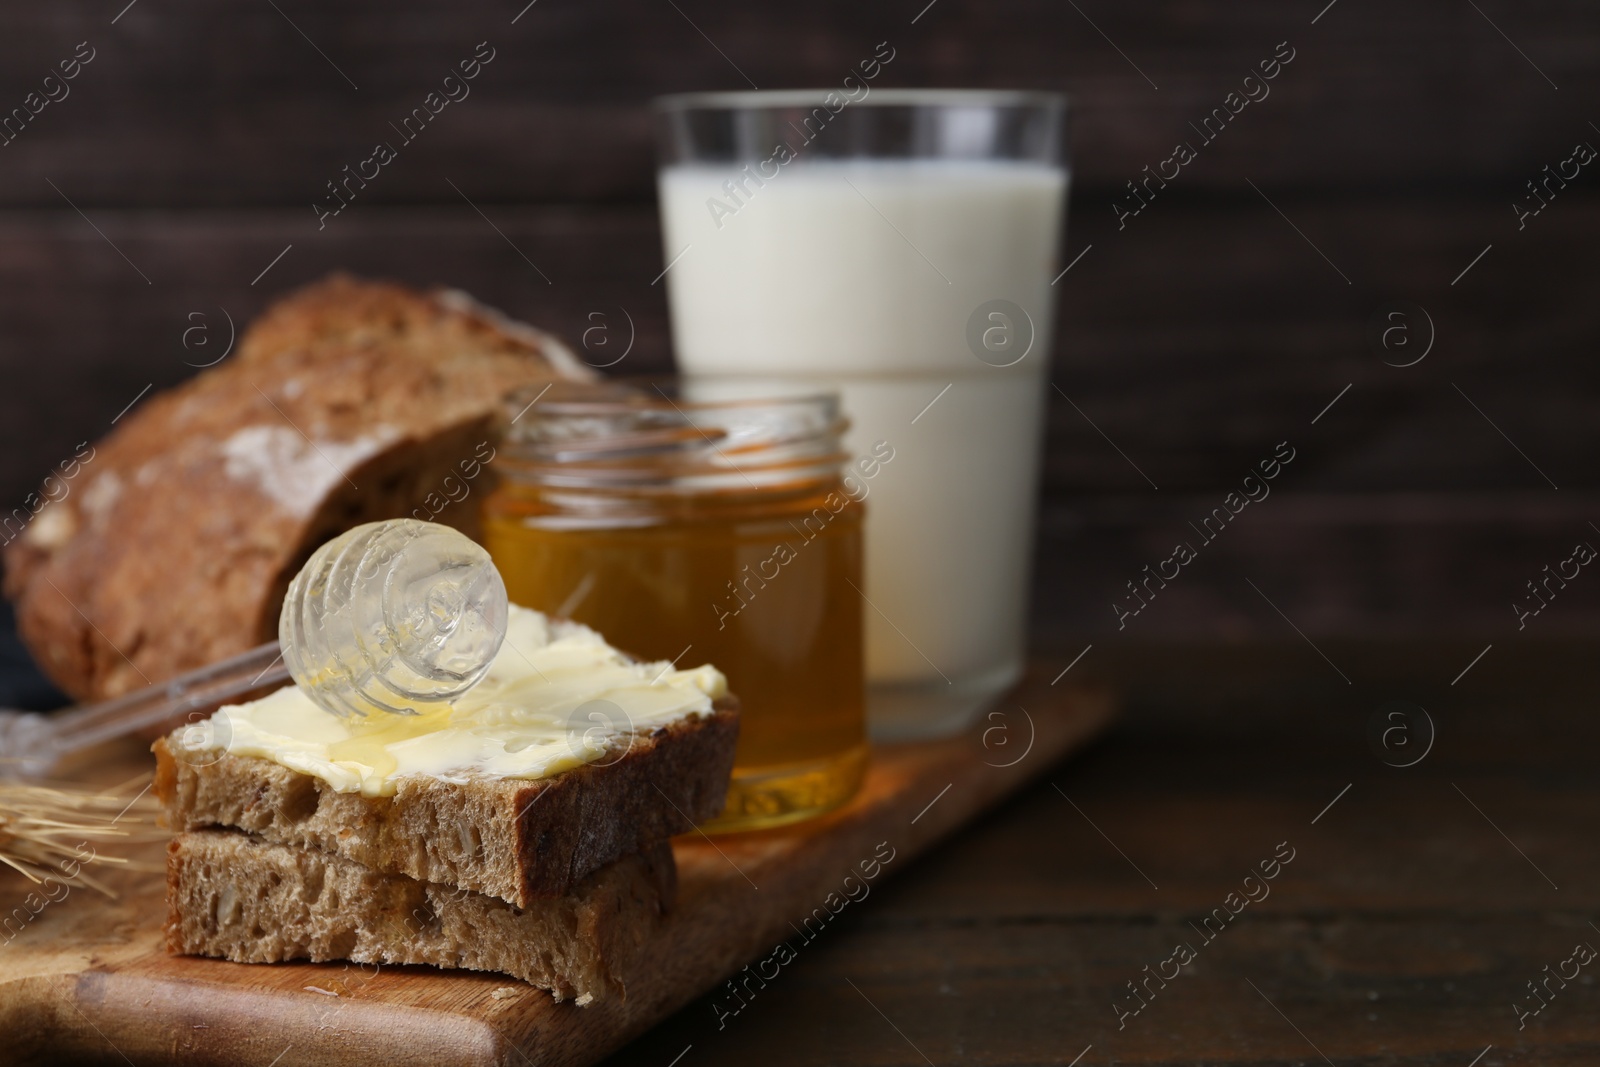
[165,829,675,1003]
[154,700,738,906]
[4,274,586,701]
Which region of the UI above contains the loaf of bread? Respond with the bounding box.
[166,829,674,1003]
[153,701,739,905]
[3,275,589,702]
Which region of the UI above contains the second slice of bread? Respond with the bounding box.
[154,701,737,907]
[166,829,675,1003]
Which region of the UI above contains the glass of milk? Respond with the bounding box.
[655,89,1069,740]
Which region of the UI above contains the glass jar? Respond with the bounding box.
[481,380,868,833]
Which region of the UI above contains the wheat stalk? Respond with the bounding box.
[0,778,162,897]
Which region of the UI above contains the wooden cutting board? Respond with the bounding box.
[2,667,1115,1066]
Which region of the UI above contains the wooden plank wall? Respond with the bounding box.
[0,0,1596,654]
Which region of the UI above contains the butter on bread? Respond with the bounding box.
[3,274,589,701]
[199,605,731,799]
[154,698,739,906]
[166,829,675,1003]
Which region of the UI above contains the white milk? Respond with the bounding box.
[659,160,1067,738]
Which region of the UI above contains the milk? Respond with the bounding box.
[659,160,1067,737]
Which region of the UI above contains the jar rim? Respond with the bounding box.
[500,378,850,493]
[653,88,1069,114]
[508,377,841,418]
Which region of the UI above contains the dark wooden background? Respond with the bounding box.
[2,0,1597,672]
[3,6,1598,1065]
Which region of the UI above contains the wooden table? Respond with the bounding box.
[597,640,1599,1066]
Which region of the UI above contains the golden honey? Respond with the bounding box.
[482,383,868,832]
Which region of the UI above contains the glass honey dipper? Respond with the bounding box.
[0,519,508,776]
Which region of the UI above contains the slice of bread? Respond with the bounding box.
[3,274,590,702]
[166,828,674,1003]
[153,701,738,906]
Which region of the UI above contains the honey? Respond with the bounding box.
[482,383,869,832]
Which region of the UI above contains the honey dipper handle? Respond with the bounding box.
[0,641,288,778]
[1,519,509,775]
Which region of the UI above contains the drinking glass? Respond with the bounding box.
[655,89,1069,740]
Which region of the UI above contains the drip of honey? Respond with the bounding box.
[324,705,454,783]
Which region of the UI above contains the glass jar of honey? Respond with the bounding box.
[481,381,868,832]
